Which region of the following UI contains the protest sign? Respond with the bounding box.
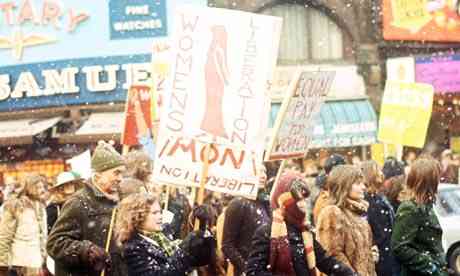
[153,6,282,199]
[151,41,172,139]
[451,137,460,153]
[378,81,434,148]
[386,57,415,82]
[66,150,92,180]
[266,70,334,161]
[121,85,154,146]
[371,143,399,166]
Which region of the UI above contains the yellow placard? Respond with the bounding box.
[378,81,434,148]
[451,137,460,153]
[371,143,399,167]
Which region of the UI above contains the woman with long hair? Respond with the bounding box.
[317,165,377,276]
[361,161,400,276]
[0,173,49,276]
[115,192,214,276]
[391,158,449,276]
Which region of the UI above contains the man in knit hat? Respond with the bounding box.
[47,141,127,276]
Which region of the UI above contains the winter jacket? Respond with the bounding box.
[46,202,63,233]
[246,223,357,276]
[122,233,192,276]
[46,183,127,276]
[317,205,376,276]
[391,200,448,276]
[365,193,400,276]
[0,198,47,268]
[222,197,271,276]
[167,193,192,240]
[312,190,331,225]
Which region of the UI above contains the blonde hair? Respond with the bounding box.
[327,165,363,208]
[360,160,382,194]
[406,158,440,204]
[4,173,47,215]
[115,192,159,246]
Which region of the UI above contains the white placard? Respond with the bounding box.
[153,6,282,199]
[266,70,334,161]
[66,150,92,180]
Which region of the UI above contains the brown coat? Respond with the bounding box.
[312,190,331,225]
[317,205,376,276]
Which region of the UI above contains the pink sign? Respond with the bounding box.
[415,55,460,94]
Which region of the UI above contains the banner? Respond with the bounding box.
[266,71,334,161]
[378,81,434,148]
[122,85,154,146]
[416,54,460,93]
[383,0,460,42]
[153,6,282,198]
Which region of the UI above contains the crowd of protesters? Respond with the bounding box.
[0,141,455,276]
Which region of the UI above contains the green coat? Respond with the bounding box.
[46,183,127,276]
[391,200,448,276]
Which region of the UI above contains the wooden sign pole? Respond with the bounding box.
[194,143,212,231]
[164,185,170,211]
[100,207,117,276]
[122,145,130,156]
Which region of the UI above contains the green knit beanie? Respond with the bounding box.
[91,141,125,173]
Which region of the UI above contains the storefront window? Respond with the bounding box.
[261,4,348,64]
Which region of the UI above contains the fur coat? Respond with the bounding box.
[317,202,376,276]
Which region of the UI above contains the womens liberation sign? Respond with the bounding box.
[153,6,282,199]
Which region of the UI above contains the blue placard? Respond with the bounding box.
[0,54,150,112]
[109,0,167,40]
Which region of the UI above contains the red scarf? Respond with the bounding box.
[270,192,318,276]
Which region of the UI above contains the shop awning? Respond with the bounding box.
[0,117,62,145]
[59,112,124,144]
[269,98,378,148]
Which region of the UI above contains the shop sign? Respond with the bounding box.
[0,0,90,60]
[109,0,167,40]
[383,0,460,42]
[0,1,202,64]
[310,135,376,149]
[415,54,460,93]
[0,0,206,111]
[0,54,151,111]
